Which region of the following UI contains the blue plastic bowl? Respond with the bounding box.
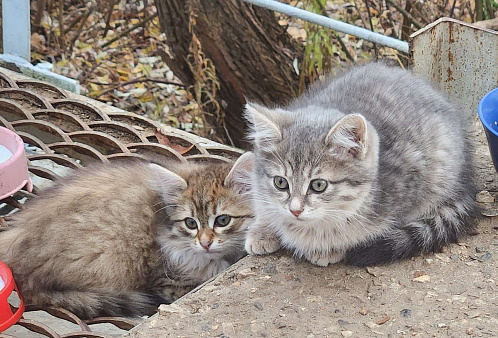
[478,87,498,172]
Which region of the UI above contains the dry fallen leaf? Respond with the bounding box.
[154,129,194,155]
[30,0,475,144]
[376,315,390,325]
[413,270,426,278]
[413,274,431,283]
[366,266,381,277]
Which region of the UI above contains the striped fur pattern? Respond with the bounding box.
[0,154,253,318]
[244,63,476,267]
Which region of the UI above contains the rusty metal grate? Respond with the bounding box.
[0,69,243,337]
[4,306,139,338]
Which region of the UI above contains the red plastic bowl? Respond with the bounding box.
[0,261,24,332]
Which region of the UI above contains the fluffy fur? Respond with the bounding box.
[244,63,476,267]
[0,153,253,318]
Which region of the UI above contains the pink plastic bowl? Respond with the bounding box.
[0,127,32,199]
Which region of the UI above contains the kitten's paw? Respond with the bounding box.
[245,233,281,255]
[305,251,344,267]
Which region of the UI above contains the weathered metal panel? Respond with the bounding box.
[410,17,498,126]
[2,0,31,60]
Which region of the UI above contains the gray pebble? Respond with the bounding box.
[212,303,219,310]
[254,302,264,311]
[476,246,487,253]
[202,325,211,331]
[338,320,349,327]
[450,254,459,261]
[400,309,412,318]
[478,252,492,262]
[263,263,278,274]
[477,324,485,330]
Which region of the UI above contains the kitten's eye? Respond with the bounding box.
[215,215,231,227]
[184,217,198,230]
[310,179,328,193]
[274,176,289,190]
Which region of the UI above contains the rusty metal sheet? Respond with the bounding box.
[410,17,498,126]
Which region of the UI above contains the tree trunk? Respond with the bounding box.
[155,0,300,148]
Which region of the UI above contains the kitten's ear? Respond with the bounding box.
[244,103,282,147]
[325,114,368,160]
[224,152,254,194]
[148,163,187,200]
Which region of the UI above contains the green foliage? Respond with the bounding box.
[476,0,497,21]
[483,0,498,19]
[299,0,346,92]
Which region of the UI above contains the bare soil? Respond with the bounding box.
[128,116,498,338]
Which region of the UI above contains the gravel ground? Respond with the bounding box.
[128,117,498,337]
[129,222,498,338]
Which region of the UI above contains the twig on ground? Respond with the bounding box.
[385,0,423,29]
[90,77,184,87]
[312,0,355,63]
[313,0,327,13]
[352,0,369,29]
[90,76,185,98]
[58,0,65,51]
[101,12,158,49]
[34,0,47,31]
[103,0,117,38]
[476,0,484,22]
[76,62,102,81]
[485,0,495,19]
[407,0,430,24]
[449,0,457,18]
[383,2,399,39]
[333,31,355,63]
[63,10,85,35]
[401,0,412,41]
[467,2,474,22]
[68,6,95,54]
[363,0,379,59]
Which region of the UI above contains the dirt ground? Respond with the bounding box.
[128,117,498,338]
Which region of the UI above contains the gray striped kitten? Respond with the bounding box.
[244,63,476,266]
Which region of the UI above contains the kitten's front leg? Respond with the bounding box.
[304,251,344,267]
[245,221,281,255]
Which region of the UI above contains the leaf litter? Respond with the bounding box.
[30,0,476,142]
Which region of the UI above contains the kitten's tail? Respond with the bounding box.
[28,290,172,319]
[344,200,477,266]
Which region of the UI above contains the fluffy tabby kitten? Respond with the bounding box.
[0,153,253,318]
[244,63,476,267]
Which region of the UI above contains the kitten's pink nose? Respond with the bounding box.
[201,240,212,250]
[290,209,302,218]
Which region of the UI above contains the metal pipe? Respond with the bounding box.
[240,0,410,53]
